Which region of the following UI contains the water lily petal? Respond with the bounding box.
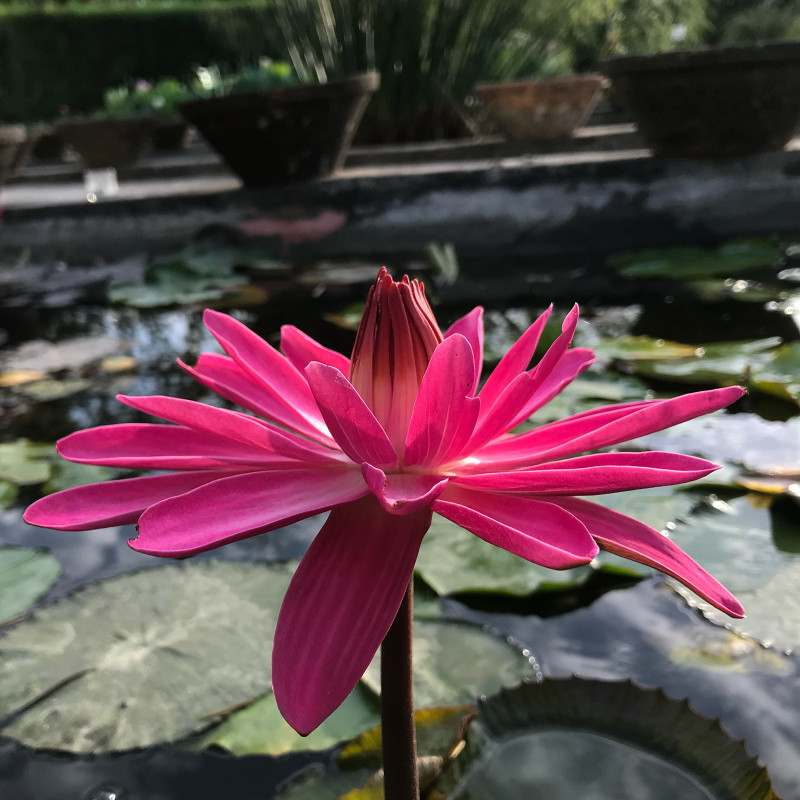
[131,467,367,557]
[550,496,744,617]
[471,387,745,471]
[203,309,326,435]
[280,324,351,375]
[453,452,718,494]
[444,307,484,385]
[433,484,598,568]
[306,363,398,467]
[273,496,429,734]
[180,353,335,446]
[57,424,288,469]
[404,334,481,467]
[362,463,449,514]
[478,305,552,410]
[24,470,243,531]
[117,395,342,465]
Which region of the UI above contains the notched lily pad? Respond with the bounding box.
[0,561,293,752]
[440,677,777,800]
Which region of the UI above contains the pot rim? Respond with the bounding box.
[601,40,800,73]
[474,74,605,93]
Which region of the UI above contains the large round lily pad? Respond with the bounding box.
[0,561,292,752]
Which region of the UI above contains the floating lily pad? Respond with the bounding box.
[200,683,381,756]
[685,278,787,304]
[0,561,293,752]
[591,336,699,363]
[0,480,18,510]
[0,336,124,375]
[0,547,61,624]
[0,439,53,486]
[416,515,592,596]
[12,378,91,402]
[363,619,537,709]
[440,677,777,800]
[0,370,45,387]
[638,412,800,474]
[43,460,122,494]
[608,239,779,280]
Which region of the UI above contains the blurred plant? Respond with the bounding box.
[102,77,191,117]
[190,59,300,98]
[271,0,559,142]
[720,4,800,43]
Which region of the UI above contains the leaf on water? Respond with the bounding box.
[0,336,125,375]
[43,460,122,494]
[416,515,592,596]
[363,619,537,710]
[608,239,779,279]
[590,336,699,362]
[0,480,18,511]
[0,370,46,387]
[13,378,91,402]
[99,356,138,373]
[0,547,61,625]
[638,412,800,474]
[0,561,293,752]
[200,683,381,756]
[0,439,54,486]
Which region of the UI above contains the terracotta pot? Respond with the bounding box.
[602,42,800,157]
[179,72,380,187]
[473,75,605,141]
[57,115,155,169]
[0,124,33,181]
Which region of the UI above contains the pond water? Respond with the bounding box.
[1,243,800,799]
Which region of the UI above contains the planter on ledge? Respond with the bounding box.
[56,115,155,169]
[0,124,33,183]
[178,72,380,187]
[473,75,605,141]
[602,42,800,158]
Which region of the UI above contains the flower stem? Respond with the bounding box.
[381,580,419,800]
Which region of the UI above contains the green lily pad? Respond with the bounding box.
[590,336,699,362]
[363,619,538,709]
[608,239,779,280]
[416,515,592,596]
[43,460,122,494]
[0,439,53,486]
[200,683,381,756]
[0,480,18,510]
[0,547,61,625]
[0,561,292,752]
[0,336,124,375]
[13,378,91,402]
[525,371,648,426]
[685,278,787,304]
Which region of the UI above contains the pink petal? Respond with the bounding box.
[273,496,430,734]
[453,452,718,494]
[180,353,334,445]
[433,484,598,568]
[203,309,326,436]
[550,497,744,617]
[444,307,484,385]
[404,334,481,467]
[305,363,398,467]
[117,395,343,466]
[57,424,288,469]
[280,324,351,375]
[24,470,243,531]
[362,463,448,514]
[131,467,367,556]
[472,387,745,471]
[478,305,552,410]
[505,347,595,430]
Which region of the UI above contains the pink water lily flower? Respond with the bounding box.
[25,268,744,735]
